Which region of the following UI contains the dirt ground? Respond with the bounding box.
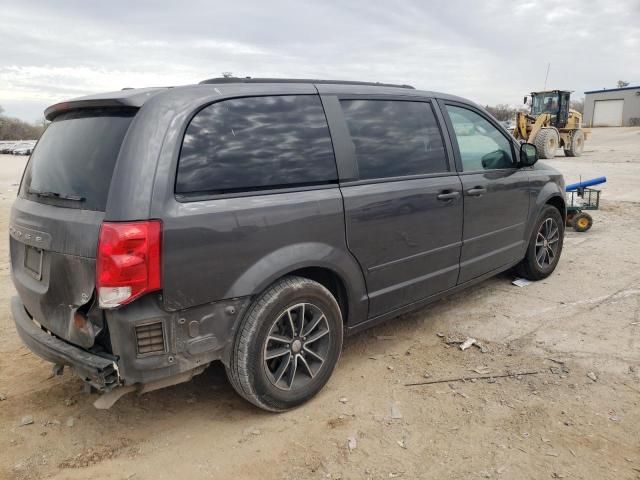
[0,128,639,480]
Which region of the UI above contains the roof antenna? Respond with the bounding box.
[543,62,551,92]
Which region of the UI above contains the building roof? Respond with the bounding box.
[585,85,640,94]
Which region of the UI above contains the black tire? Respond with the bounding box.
[564,129,585,157]
[516,205,564,280]
[572,212,593,232]
[534,128,559,159]
[565,211,576,227]
[226,276,343,411]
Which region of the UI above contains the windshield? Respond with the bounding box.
[19,109,136,211]
[531,93,559,116]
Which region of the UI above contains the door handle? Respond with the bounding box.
[466,187,487,196]
[437,191,461,201]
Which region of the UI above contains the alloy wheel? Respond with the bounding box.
[535,217,560,268]
[263,303,331,391]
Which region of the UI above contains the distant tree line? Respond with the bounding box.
[485,97,585,122]
[484,104,527,122]
[0,105,46,140]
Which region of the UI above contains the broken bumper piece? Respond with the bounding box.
[11,296,120,392]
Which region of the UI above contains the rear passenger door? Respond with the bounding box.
[440,101,530,284]
[322,95,463,318]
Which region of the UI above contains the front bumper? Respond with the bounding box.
[11,296,119,391]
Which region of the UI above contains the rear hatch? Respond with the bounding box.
[10,108,136,349]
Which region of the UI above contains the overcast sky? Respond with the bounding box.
[1,0,638,122]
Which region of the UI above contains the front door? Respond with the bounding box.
[558,91,570,128]
[328,97,463,318]
[441,102,530,284]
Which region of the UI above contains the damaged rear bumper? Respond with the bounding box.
[11,296,119,391]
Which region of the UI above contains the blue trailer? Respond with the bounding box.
[565,177,606,232]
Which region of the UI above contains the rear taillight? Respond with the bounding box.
[96,220,162,308]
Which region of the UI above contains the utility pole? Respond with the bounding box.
[543,62,551,92]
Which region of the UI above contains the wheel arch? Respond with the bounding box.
[288,266,350,324]
[223,242,368,327]
[544,194,567,223]
[522,188,567,249]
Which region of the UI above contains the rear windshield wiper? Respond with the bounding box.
[27,188,85,202]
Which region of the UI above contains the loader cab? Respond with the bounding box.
[529,90,571,128]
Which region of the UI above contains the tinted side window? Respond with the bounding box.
[176,95,337,195]
[445,105,515,171]
[339,100,447,180]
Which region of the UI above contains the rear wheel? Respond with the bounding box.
[517,205,564,280]
[226,276,343,411]
[534,128,559,159]
[564,129,585,157]
[572,212,593,232]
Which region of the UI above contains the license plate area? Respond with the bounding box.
[24,245,43,280]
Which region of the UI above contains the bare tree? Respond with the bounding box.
[485,104,522,122]
[0,105,46,140]
[617,80,630,88]
[570,98,584,114]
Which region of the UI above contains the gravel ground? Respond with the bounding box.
[0,127,639,480]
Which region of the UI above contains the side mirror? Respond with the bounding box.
[523,96,528,104]
[519,143,538,167]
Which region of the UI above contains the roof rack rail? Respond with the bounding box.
[199,77,415,89]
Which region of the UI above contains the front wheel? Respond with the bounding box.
[226,276,343,411]
[516,205,564,280]
[534,128,559,159]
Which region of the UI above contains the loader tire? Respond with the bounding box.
[534,128,559,159]
[564,129,585,157]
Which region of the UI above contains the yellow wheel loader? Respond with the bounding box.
[513,90,589,159]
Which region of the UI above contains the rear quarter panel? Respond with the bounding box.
[159,189,366,314]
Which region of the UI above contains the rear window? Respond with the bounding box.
[176,95,337,196]
[20,109,135,211]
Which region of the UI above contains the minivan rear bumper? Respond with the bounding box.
[11,296,120,391]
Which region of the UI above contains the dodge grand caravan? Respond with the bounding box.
[10,78,565,411]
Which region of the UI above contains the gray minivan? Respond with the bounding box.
[10,78,565,411]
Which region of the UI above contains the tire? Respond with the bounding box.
[534,128,559,159]
[516,205,564,280]
[564,129,585,157]
[572,212,593,232]
[226,276,343,411]
[565,211,576,227]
